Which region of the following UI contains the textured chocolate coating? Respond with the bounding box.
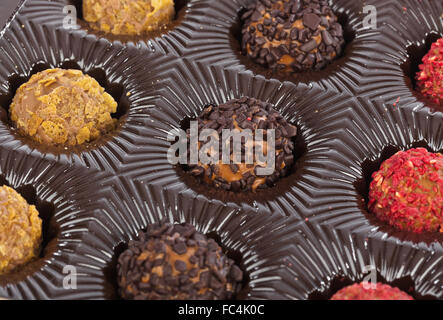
[83,0,175,36]
[117,222,243,300]
[10,68,118,146]
[0,186,42,274]
[241,0,345,72]
[186,97,297,192]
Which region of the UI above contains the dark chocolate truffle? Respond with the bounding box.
[117,222,244,300]
[10,68,118,146]
[0,186,42,274]
[368,148,443,233]
[186,97,297,192]
[241,0,345,72]
[330,282,414,300]
[83,0,175,35]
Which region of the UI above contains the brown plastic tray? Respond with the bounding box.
[0,0,440,300]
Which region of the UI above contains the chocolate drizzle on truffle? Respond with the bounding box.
[117,222,244,300]
[241,0,345,72]
[186,97,297,192]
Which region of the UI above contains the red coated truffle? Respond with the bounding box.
[416,37,443,105]
[330,282,414,300]
[368,148,443,233]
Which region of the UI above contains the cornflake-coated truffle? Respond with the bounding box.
[187,97,298,192]
[330,282,414,300]
[117,222,244,300]
[416,37,443,105]
[10,68,118,146]
[0,186,42,274]
[83,0,175,36]
[368,148,443,233]
[241,0,345,73]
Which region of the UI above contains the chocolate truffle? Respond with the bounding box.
[10,68,118,146]
[368,148,443,233]
[186,97,297,192]
[117,222,244,300]
[330,282,414,300]
[241,0,345,73]
[83,0,175,36]
[416,37,443,105]
[0,186,42,274]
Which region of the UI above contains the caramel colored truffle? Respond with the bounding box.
[330,282,413,300]
[10,68,118,146]
[241,0,345,73]
[117,223,243,300]
[0,186,42,274]
[368,148,443,233]
[83,0,175,36]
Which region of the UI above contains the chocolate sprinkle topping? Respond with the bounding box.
[241,0,345,72]
[117,222,244,300]
[186,97,298,192]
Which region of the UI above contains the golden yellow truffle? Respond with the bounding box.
[0,186,42,274]
[10,68,118,146]
[83,0,175,36]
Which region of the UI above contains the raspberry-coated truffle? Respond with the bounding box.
[10,68,118,146]
[330,282,414,300]
[416,37,443,105]
[117,222,244,300]
[241,0,345,73]
[83,0,175,36]
[0,186,42,274]
[368,148,443,233]
[186,97,297,192]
